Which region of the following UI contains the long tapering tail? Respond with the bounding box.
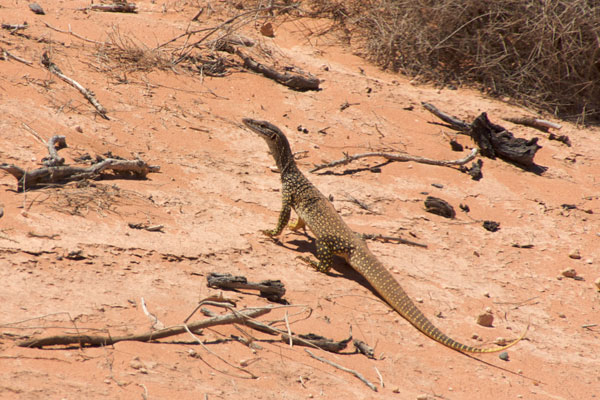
[352,247,527,353]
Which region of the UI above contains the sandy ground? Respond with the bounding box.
[1,1,599,399]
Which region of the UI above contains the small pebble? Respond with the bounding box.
[415,297,424,303]
[569,250,581,259]
[499,351,509,361]
[594,278,600,291]
[476,311,494,327]
[129,357,144,370]
[558,313,566,318]
[561,268,577,278]
[494,337,508,346]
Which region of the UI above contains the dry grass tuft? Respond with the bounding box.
[97,28,175,72]
[310,0,600,124]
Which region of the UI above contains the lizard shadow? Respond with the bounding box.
[278,235,385,301]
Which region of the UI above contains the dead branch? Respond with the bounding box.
[1,47,33,66]
[17,306,272,348]
[353,339,375,359]
[504,116,562,132]
[128,222,164,232]
[80,3,138,13]
[1,159,159,192]
[310,148,477,173]
[305,349,378,392]
[232,47,320,91]
[43,22,105,45]
[361,233,427,249]
[281,332,352,353]
[422,102,470,131]
[1,23,29,32]
[41,51,109,120]
[1,136,159,191]
[423,102,542,168]
[43,135,67,167]
[207,272,286,302]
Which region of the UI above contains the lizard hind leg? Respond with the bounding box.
[298,238,335,273]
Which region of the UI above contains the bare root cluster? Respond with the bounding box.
[310,0,600,124]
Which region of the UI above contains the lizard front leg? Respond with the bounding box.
[263,190,292,237]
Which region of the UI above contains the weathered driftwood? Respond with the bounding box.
[207,272,286,302]
[43,135,67,167]
[422,102,542,168]
[41,52,109,120]
[1,135,159,191]
[18,307,272,348]
[1,159,159,192]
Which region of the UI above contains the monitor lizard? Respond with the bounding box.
[242,117,527,353]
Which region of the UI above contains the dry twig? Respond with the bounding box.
[18,306,272,348]
[41,52,109,119]
[310,148,477,173]
[305,349,378,392]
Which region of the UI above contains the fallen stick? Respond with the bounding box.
[361,233,427,249]
[504,117,562,132]
[1,47,33,66]
[43,135,67,167]
[310,148,477,173]
[207,272,286,302]
[1,23,29,32]
[80,3,138,13]
[1,158,160,191]
[233,47,320,91]
[41,52,109,120]
[18,306,272,348]
[281,332,352,353]
[305,349,378,392]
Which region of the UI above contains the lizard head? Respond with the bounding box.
[242,118,294,172]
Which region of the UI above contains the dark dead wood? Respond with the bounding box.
[41,52,109,120]
[17,307,272,348]
[207,272,286,302]
[423,103,542,169]
[460,158,483,181]
[1,23,29,32]
[361,233,427,249]
[233,48,320,91]
[281,332,352,353]
[471,113,541,167]
[84,3,138,13]
[548,133,572,147]
[424,196,456,219]
[483,220,500,232]
[353,339,375,359]
[310,148,477,173]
